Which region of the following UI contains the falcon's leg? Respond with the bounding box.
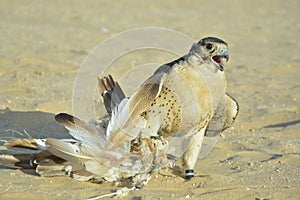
[182,126,206,179]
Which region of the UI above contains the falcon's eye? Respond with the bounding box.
[206,43,213,50]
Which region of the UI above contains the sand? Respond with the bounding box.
[0,0,299,199]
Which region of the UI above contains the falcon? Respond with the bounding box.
[0,37,238,186]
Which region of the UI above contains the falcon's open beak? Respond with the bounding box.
[212,47,229,71]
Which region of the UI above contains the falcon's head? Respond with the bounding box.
[190,37,229,71]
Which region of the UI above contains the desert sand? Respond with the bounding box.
[0,0,299,199]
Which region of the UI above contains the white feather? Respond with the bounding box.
[106,98,130,139]
[106,98,146,142]
[34,139,47,150]
[45,138,93,163]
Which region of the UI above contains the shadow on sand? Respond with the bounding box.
[0,108,70,144]
[0,109,72,172]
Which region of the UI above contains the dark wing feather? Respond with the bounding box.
[99,75,126,116]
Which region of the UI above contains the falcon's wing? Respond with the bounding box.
[205,93,239,137]
[222,93,239,131]
[105,71,167,141]
[199,93,239,159]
